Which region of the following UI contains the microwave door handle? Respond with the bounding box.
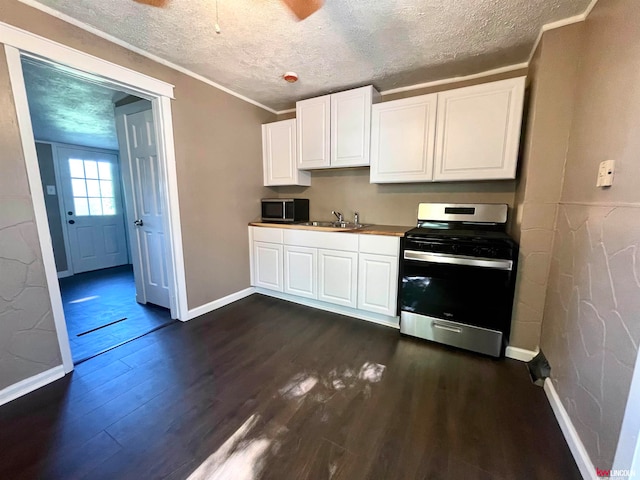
[403,250,513,271]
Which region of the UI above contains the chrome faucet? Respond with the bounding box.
[332,210,344,222]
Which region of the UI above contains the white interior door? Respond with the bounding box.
[116,102,170,309]
[57,147,128,274]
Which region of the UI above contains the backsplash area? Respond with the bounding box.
[267,167,516,226]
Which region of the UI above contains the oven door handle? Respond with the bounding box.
[432,322,462,334]
[403,250,513,271]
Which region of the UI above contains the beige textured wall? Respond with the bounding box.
[0,1,275,312]
[268,168,515,227]
[0,50,62,390]
[509,24,584,350]
[540,0,640,469]
[35,142,67,272]
[0,0,275,389]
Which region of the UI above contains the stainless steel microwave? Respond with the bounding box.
[261,198,310,223]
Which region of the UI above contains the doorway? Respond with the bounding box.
[4,28,188,374]
[21,57,176,363]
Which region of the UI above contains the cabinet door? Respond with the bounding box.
[297,95,331,169]
[284,245,317,299]
[262,119,310,186]
[433,77,525,181]
[318,249,358,308]
[253,242,283,291]
[357,253,398,316]
[370,93,437,183]
[331,86,373,168]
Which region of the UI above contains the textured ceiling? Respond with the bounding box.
[22,58,122,150]
[27,0,591,111]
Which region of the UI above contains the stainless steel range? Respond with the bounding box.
[399,203,518,357]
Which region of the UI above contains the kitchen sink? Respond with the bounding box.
[298,221,368,229]
[299,221,336,227]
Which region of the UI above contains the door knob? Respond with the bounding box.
[134,219,144,226]
[68,220,75,225]
[68,211,73,216]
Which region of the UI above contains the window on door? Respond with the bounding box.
[69,158,116,216]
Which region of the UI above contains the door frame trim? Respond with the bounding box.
[3,23,186,374]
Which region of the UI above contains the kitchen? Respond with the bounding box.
[1,0,639,479]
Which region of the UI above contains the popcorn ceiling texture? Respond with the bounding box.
[29,0,591,110]
[21,58,121,150]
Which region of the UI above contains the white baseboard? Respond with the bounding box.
[186,287,256,321]
[255,288,400,329]
[505,346,539,362]
[544,378,597,480]
[57,270,72,279]
[0,365,65,407]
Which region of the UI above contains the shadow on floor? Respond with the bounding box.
[59,265,175,363]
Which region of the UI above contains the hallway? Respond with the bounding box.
[59,265,174,363]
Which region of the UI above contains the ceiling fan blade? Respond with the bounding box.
[133,0,169,7]
[281,0,324,20]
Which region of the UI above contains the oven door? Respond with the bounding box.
[400,251,515,334]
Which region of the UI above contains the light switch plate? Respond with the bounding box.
[46,185,56,195]
[596,160,615,187]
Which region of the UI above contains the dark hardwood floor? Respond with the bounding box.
[0,294,580,479]
[59,265,174,363]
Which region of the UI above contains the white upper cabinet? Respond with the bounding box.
[331,87,374,167]
[433,77,525,181]
[297,95,331,169]
[297,86,378,170]
[370,93,438,183]
[262,119,311,186]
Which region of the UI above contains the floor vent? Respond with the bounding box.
[527,350,551,387]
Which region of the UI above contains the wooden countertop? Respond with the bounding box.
[249,222,413,237]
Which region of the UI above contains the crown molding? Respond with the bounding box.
[527,0,600,63]
[15,0,279,114]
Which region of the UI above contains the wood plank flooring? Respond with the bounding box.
[0,294,580,479]
[59,265,174,363]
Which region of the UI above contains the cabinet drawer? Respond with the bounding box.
[252,227,284,244]
[359,235,399,256]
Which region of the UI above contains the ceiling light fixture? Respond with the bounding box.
[283,72,299,83]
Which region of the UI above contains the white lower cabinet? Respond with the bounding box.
[250,227,400,323]
[357,253,398,316]
[284,245,317,299]
[317,249,358,308]
[253,241,283,292]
